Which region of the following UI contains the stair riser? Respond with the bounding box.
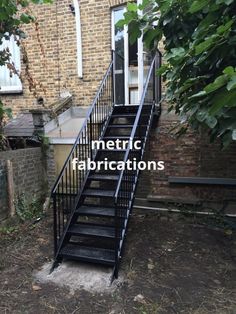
[112,106,139,114]
[60,255,115,266]
[68,231,115,239]
[109,116,150,124]
[69,238,116,250]
[104,129,147,137]
[112,105,151,115]
[88,181,117,190]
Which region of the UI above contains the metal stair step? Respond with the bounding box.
[107,124,146,128]
[97,149,126,153]
[102,136,144,140]
[60,244,115,265]
[113,105,139,113]
[76,205,115,217]
[68,223,116,238]
[82,188,114,198]
[111,114,137,118]
[82,188,129,199]
[111,113,150,118]
[88,174,119,181]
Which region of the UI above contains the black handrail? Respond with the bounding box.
[51,54,115,257]
[114,52,161,201]
[51,61,113,195]
[113,50,162,278]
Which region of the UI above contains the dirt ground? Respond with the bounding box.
[0,209,236,314]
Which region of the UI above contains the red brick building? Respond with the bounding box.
[1,0,236,211]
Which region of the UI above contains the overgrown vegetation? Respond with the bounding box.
[0,100,12,150]
[15,193,43,222]
[0,193,44,242]
[174,202,236,233]
[119,0,236,147]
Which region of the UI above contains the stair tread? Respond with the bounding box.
[61,244,115,264]
[114,105,139,108]
[82,188,129,199]
[111,113,149,118]
[83,189,115,197]
[68,223,115,238]
[111,114,136,118]
[103,136,143,139]
[108,123,147,129]
[97,149,126,152]
[76,205,115,217]
[89,174,119,181]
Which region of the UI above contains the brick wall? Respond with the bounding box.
[1,0,122,116]
[1,0,235,206]
[137,102,236,205]
[0,148,47,220]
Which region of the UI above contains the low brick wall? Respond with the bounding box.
[136,106,236,212]
[0,148,47,220]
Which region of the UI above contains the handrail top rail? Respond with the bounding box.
[51,60,113,195]
[114,50,161,201]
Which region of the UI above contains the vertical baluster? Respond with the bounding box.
[95,96,98,134]
[85,125,89,170]
[97,96,100,140]
[91,110,94,157]
[101,86,103,123]
[83,129,86,181]
[69,156,72,212]
[108,72,110,114]
[65,165,68,219]
[110,70,112,109]
[72,151,75,201]
[89,115,93,159]
[57,189,60,249]
[58,182,62,232]
[81,130,84,183]
[53,192,57,256]
[78,139,82,191]
[103,78,108,121]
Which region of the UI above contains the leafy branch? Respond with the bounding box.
[119,0,236,147]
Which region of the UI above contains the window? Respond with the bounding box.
[0,36,22,94]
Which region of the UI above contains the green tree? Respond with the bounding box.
[118,0,236,147]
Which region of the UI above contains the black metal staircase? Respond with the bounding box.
[51,50,162,279]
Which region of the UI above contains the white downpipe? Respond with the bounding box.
[137,0,144,103]
[73,0,83,78]
[124,23,129,105]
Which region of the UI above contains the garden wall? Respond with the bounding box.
[136,105,236,213]
[0,148,47,221]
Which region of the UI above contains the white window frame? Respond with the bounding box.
[111,6,129,105]
[111,4,145,105]
[0,35,23,94]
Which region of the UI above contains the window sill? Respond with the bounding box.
[0,87,23,95]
